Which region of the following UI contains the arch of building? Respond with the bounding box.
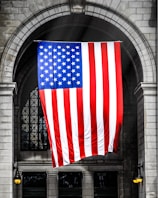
[0,2,157,198]
[0,3,156,83]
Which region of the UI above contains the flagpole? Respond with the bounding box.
[34,40,123,43]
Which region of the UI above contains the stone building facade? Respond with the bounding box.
[0,0,157,198]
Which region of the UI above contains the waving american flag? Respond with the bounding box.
[37,41,123,168]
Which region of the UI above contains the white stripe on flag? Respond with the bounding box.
[82,42,92,157]
[57,89,69,165]
[107,42,117,152]
[44,89,58,167]
[94,42,104,155]
[70,88,80,162]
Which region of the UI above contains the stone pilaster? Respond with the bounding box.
[134,82,157,198]
[82,171,93,198]
[47,171,58,198]
[0,83,16,198]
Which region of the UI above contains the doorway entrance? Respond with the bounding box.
[94,172,118,198]
[23,172,47,198]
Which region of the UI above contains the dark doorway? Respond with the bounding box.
[58,172,82,198]
[22,172,47,198]
[94,172,118,198]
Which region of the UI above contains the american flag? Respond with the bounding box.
[37,41,123,168]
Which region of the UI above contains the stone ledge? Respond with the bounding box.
[0,82,16,95]
[134,82,157,101]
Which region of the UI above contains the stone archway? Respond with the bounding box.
[0,3,156,83]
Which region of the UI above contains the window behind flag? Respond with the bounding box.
[21,87,49,151]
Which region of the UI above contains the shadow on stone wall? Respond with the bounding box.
[149,0,157,27]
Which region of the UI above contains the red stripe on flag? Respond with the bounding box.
[63,89,74,163]
[39,90,55,167]
[88,42,97,155]
[52,90,63,166]
[76,88,85,159]
[113,42,123,151]
[101,43,110,154]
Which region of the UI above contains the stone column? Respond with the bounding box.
[118,171,124,198]
[134,82,157,198]
[47,171,58,198]
[0,83,16,198]
[82,171,93,198]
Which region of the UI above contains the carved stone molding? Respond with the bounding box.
[69,0,85,13]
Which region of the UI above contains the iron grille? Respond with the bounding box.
[21,87,48,151]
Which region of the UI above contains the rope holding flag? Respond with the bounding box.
[37,41,123,168]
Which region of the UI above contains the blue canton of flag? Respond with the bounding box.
[38,42,83,90]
